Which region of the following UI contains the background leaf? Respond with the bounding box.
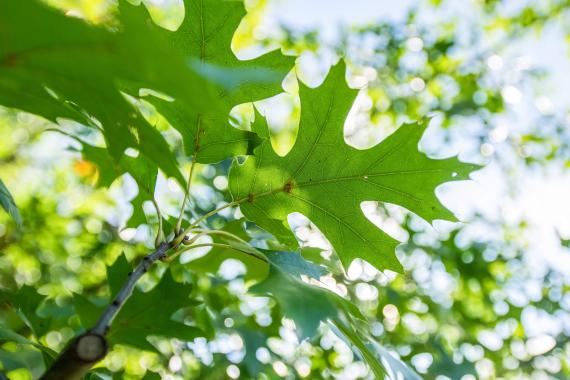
[0,179,21,227]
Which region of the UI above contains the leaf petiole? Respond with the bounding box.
[151,196,164,248]
[172,201,240,246]
[166,242,267,263]
[175,159,197,235]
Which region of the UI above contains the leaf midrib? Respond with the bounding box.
[236,167,448,205]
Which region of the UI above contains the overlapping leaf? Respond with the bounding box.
[4,286,51,338]
[0,179,21,227]
[145,0,295,163]
[0,0,294,191]
[230,61,480,272]
[0,0,190,184]
[252,248,419,378]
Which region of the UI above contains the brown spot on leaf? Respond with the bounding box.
[283,181,294,193]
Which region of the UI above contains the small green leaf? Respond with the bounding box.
[250,249,353,340]
[107,271,201,351]
[262,250,326,280]
[73,294,102,329]
[368,341,422,380]
[107,253,132,299]
[331,322,387,379]
[332,321,422,379]
[251,265,336,340]
[300,247,344,276]
[0,326,58,363]
[9,286,51,337]
[125,191,150,228]
[0,179,22,227]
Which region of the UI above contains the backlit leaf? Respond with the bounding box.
[0,179,21,227]
[230,61,480,272]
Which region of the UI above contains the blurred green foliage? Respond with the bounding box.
[1,0,570,379]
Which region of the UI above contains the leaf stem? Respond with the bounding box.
[172,201,239,246]
[190,229,250,245]
[151,196,164,247]
[175,159,197,234]
[166,242,267,263]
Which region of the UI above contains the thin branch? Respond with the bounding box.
[194,229,250,244]
[167,242,267,264]
[189,201,240,229]
[151,196,164,248]
[175,159,197,234]
[92,242,170,334]
[41,242,171,380]
[184,229,250,246]
[172,201,239,246]
[42,197,251,378]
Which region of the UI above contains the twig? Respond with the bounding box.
[185,229,250,246]
[91,242,170,334]
[151,197,164,248]
[167,242,267,264]
[41,242,171,380]
[172,201,239,246]
[175,159,196,234]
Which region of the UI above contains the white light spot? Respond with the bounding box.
[295,358,312,377]
[214,175,228,190]
[478,331,503,351]
[273,361,288,376]
[168,356,182,372]
[501,86,522,104]
[382,304,399,320]
[480,143,495,156]
[256,347,271,363]
[526,335,556,356]
[119,228,137,241]
[487,54,503,71]
[363,67,378,81]
[356,282,378,301]
[228,334,244,351]
[410,77,425,92]
[489,125,509,143]
[226,364,240,379]
[219,259,246,280]
[350,75,368,88]
[46,331,62,348]
[347,260,363,280]
[535,96,553,114]
[406,37,424,52]
[473,90,487,105]
[125,148,139,157]
[65,9,83,18]
[411,352,433,373]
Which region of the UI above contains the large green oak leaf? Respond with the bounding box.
[229,61,480,272]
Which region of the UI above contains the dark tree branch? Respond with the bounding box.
[91,242,170,335]
[40,242,171,380]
